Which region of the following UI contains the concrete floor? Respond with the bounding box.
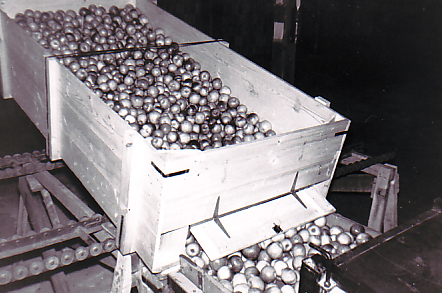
[0,0,441,291]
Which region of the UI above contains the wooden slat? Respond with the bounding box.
[161,135,343,198]
[190,191,335,260]
[148,227,188,273]
[0,11,11,99]
[33,171,95,220]
[368,165,395,232]
[119,132,160,260]
[59,134,120,223]
[155,119,349,175]
[0,10,49,137]
[159,157,337,233]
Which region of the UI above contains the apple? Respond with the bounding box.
[284,228,296,239]
[233,283,250,293]
[350,223,366,236]
[336,232,352,246]
[232,273,247,288]
[272,260,288,277]
[297,229,310,243]
[258,250,272,263]
[260,266,276,283]
[191,256,205,268]
[266,285,282,293]
[244,259,256,269]
[217,265,233,281]
[280,268,297,285]
[290,234,304,245]
[330,226,344,236]
[228,255,244,273]
[210,257,227,272]
[280,284,296,293]
[266,242,283,259]
[271,233,285,243]
[356,232,372,245]
[280,238,293,252]
[291,243,306,257]
[244,266,260,280]
[307,224,321,237]
[185,242,200,257]
[219,279,233,291]
[292,256,304,271]
[336,244,351,255]
[256,260,270,273]
[309,235,321,246]
[248,276,265,291]
[242,244,261,260]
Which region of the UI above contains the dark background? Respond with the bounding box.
[157,0,442,225]
[1,0,441,226]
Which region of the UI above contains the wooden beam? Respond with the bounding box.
[32,171,95,220]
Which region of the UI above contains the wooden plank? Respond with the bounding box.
[0,11,11,99]
[110,251,133,293]
[179,255,230,293]
[168,271,204,293]
[47,57,63,161]
[190,191,335,260]
[33,171,95,220]
[59,134,120,223]
[16,194,31,236]
[384,169,399,232]
[160,135,343,199]
[329,174,374,193]
[0,9,49,137]
[160,158,337,233]
[368,165,395,232]
[119,131,161,259]
[46,59,127,224]
[149,227,188,273]
[153,119,349,175]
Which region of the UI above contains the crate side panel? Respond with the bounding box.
[137,1,342,134]
[48,59,130,224]
[60,103,122,190]
[155,119,349,175]
[160,156,338,233]
[190,191,336,261]
[155,123,347,232]
[161,136,342,202]
[0,11,48,137]
[59,131,121,223]
[121,134,163,258]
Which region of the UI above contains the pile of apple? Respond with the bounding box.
[184,216,372,293]
[14,5,276,150]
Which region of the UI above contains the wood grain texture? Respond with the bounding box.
[190,191,335,260]
[0,10,49,137]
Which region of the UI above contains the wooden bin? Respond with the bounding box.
[0,0,350,272]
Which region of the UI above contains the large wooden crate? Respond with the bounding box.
[0,0,350,272]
